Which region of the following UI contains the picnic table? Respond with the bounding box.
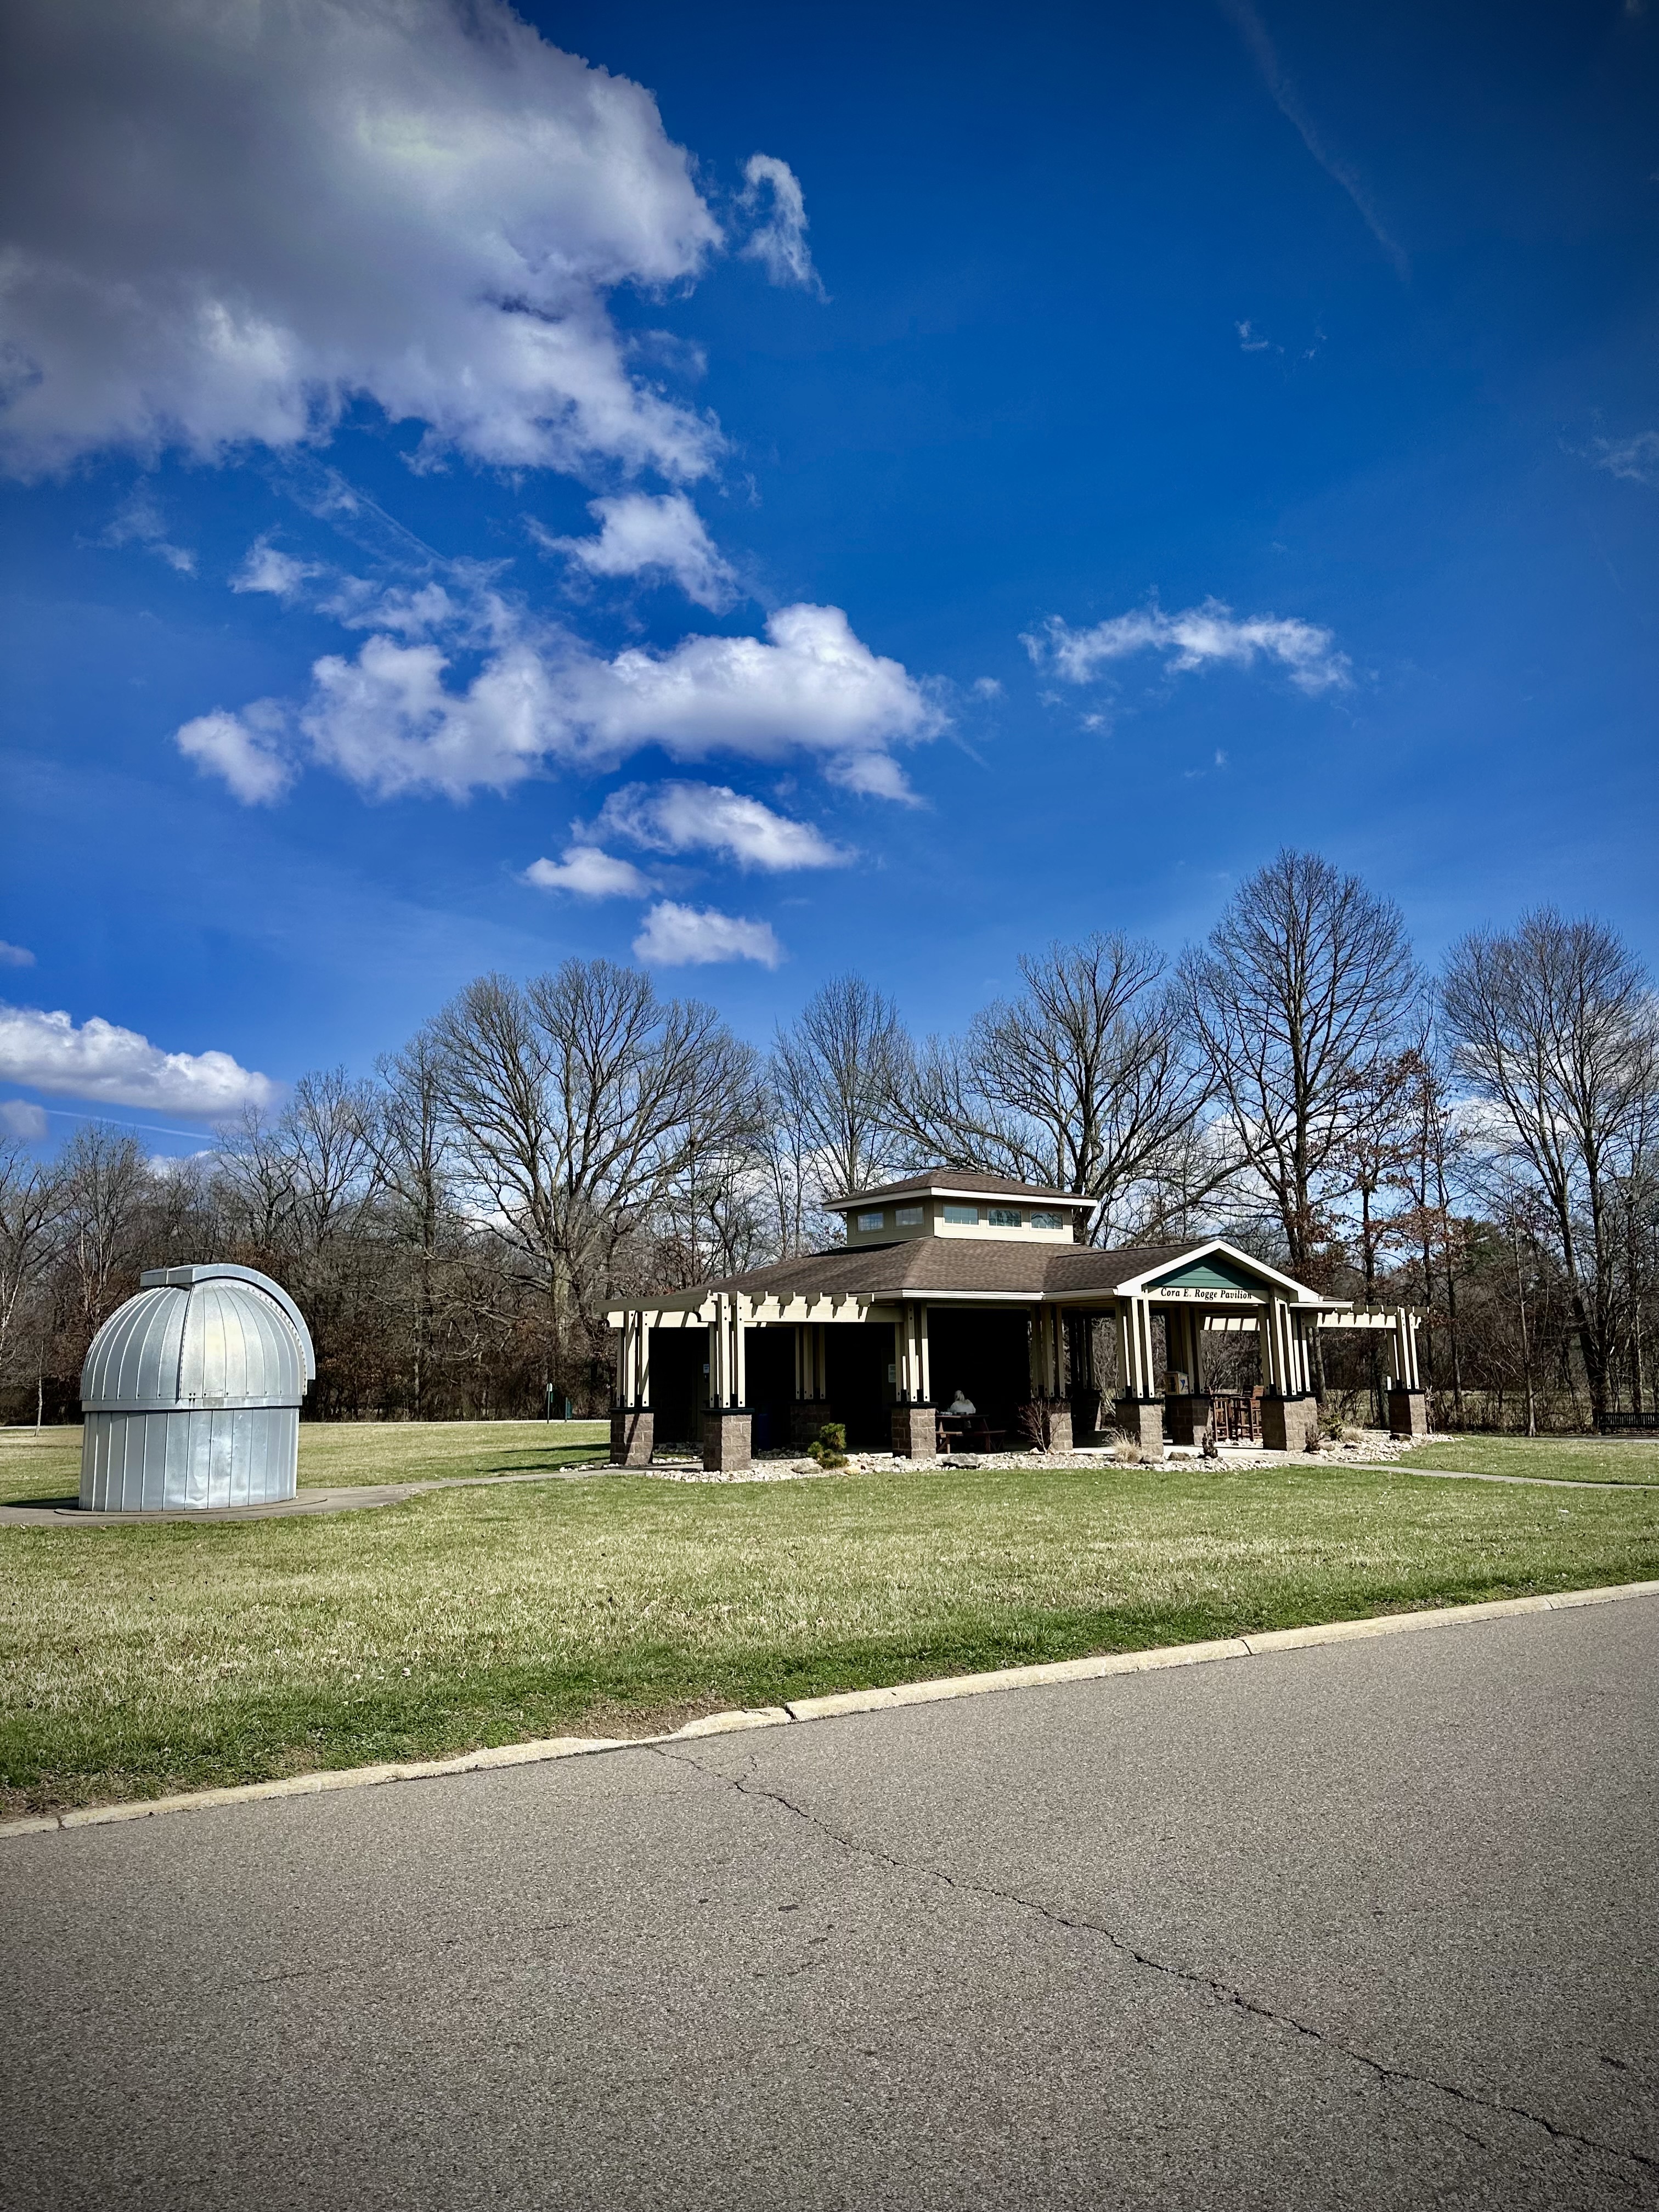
[935,1413,1009,1454]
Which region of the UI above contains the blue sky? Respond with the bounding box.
[2,0,1657,1149]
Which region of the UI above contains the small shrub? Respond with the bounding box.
[1016,1401,1052,1452]
[807,1420,848,1469]
[1201,1429,1219,1459]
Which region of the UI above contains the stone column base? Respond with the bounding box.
[1261,1394,1317,1453]
[1166,1393,1213,1448]
[1114,1397,1165,1455]
[1069,1385,1102,1443]
[703,1408,752,1473]
[890,1403,938,1458]
[1040,1399,1073,1452]
[1387,1387,1429,1440]
[610,1405,653,1467]
[791,1401,834,1444]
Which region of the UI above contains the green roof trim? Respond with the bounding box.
[1146,1251,1268,1294]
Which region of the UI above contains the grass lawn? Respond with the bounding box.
[0,1419,611,1506]
[4,1442,1658,1818]
[1396,1436,1659,1485]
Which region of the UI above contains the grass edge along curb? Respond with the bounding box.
[7,1577,1656,1842]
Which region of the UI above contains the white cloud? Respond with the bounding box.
[1592,432,1659,486]
[0,1005,276,1115]
[595,781,845,870]
[1027,598,1350,696]
[631,901,783,968]
[739,154,822,294]
[233,539,318,599]
[174,703,296,805]
[0,1099,48,1140]
[579,605,940,791]
[185,599,941,804]
[534,492,737,610]
[0,941,35,968]
[100,487,195,574]
[0,0,723,481]
[298,631,591,799]
[525,845,652,898]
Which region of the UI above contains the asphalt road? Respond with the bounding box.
[4,1602,1656,2212]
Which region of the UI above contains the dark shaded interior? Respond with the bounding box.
[646,1328,704,1448]
[927,1308,1031,1438]
[825,1322,895,1449]
[745,1325,795,1452]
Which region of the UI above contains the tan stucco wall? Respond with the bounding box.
[841,1196,1076,1248]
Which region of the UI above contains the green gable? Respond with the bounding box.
[1146,1250,1269,1295]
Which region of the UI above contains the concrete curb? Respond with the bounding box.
[5,1579,1657,1841]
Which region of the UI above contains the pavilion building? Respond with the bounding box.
[607,1171,1426,1471]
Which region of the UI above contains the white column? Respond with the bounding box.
[917,1306,931,1402]
[1393,1307,1420,1391]
[899,1304,929,1402]
[733,1300,748,1406]
[707,1304,721,1408]
[1260,1302,1280,1393]
[1115,1303,1133,1399]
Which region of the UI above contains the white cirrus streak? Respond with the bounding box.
[1027,599,1350,696]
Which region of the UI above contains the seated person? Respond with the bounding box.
[944,1388,978,1419]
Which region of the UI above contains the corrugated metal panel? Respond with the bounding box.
[78,1265,309,1511]
[81,1407,300,1510]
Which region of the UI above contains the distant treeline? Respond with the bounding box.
[2,850,1654,1432]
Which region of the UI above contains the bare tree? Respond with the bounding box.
[432,961,756,1392]
[885,935,1214,1242]
[0,1140,65,1400]
[57,1127,149,1353]
[279,1068,380,1256]
[1441,910,1656,1425]
[770,974,907,1215]
[371,1029,460,1419]
[1179,851,1421,1272]
[212,1105,300,1252]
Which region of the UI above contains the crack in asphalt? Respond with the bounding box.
[654,1744,1656,2181]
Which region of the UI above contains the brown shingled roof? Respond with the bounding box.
[691,1237,1199,1302]
[824,1168,1093,1211]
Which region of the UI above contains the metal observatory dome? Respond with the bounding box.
[80,1265,316,1511]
